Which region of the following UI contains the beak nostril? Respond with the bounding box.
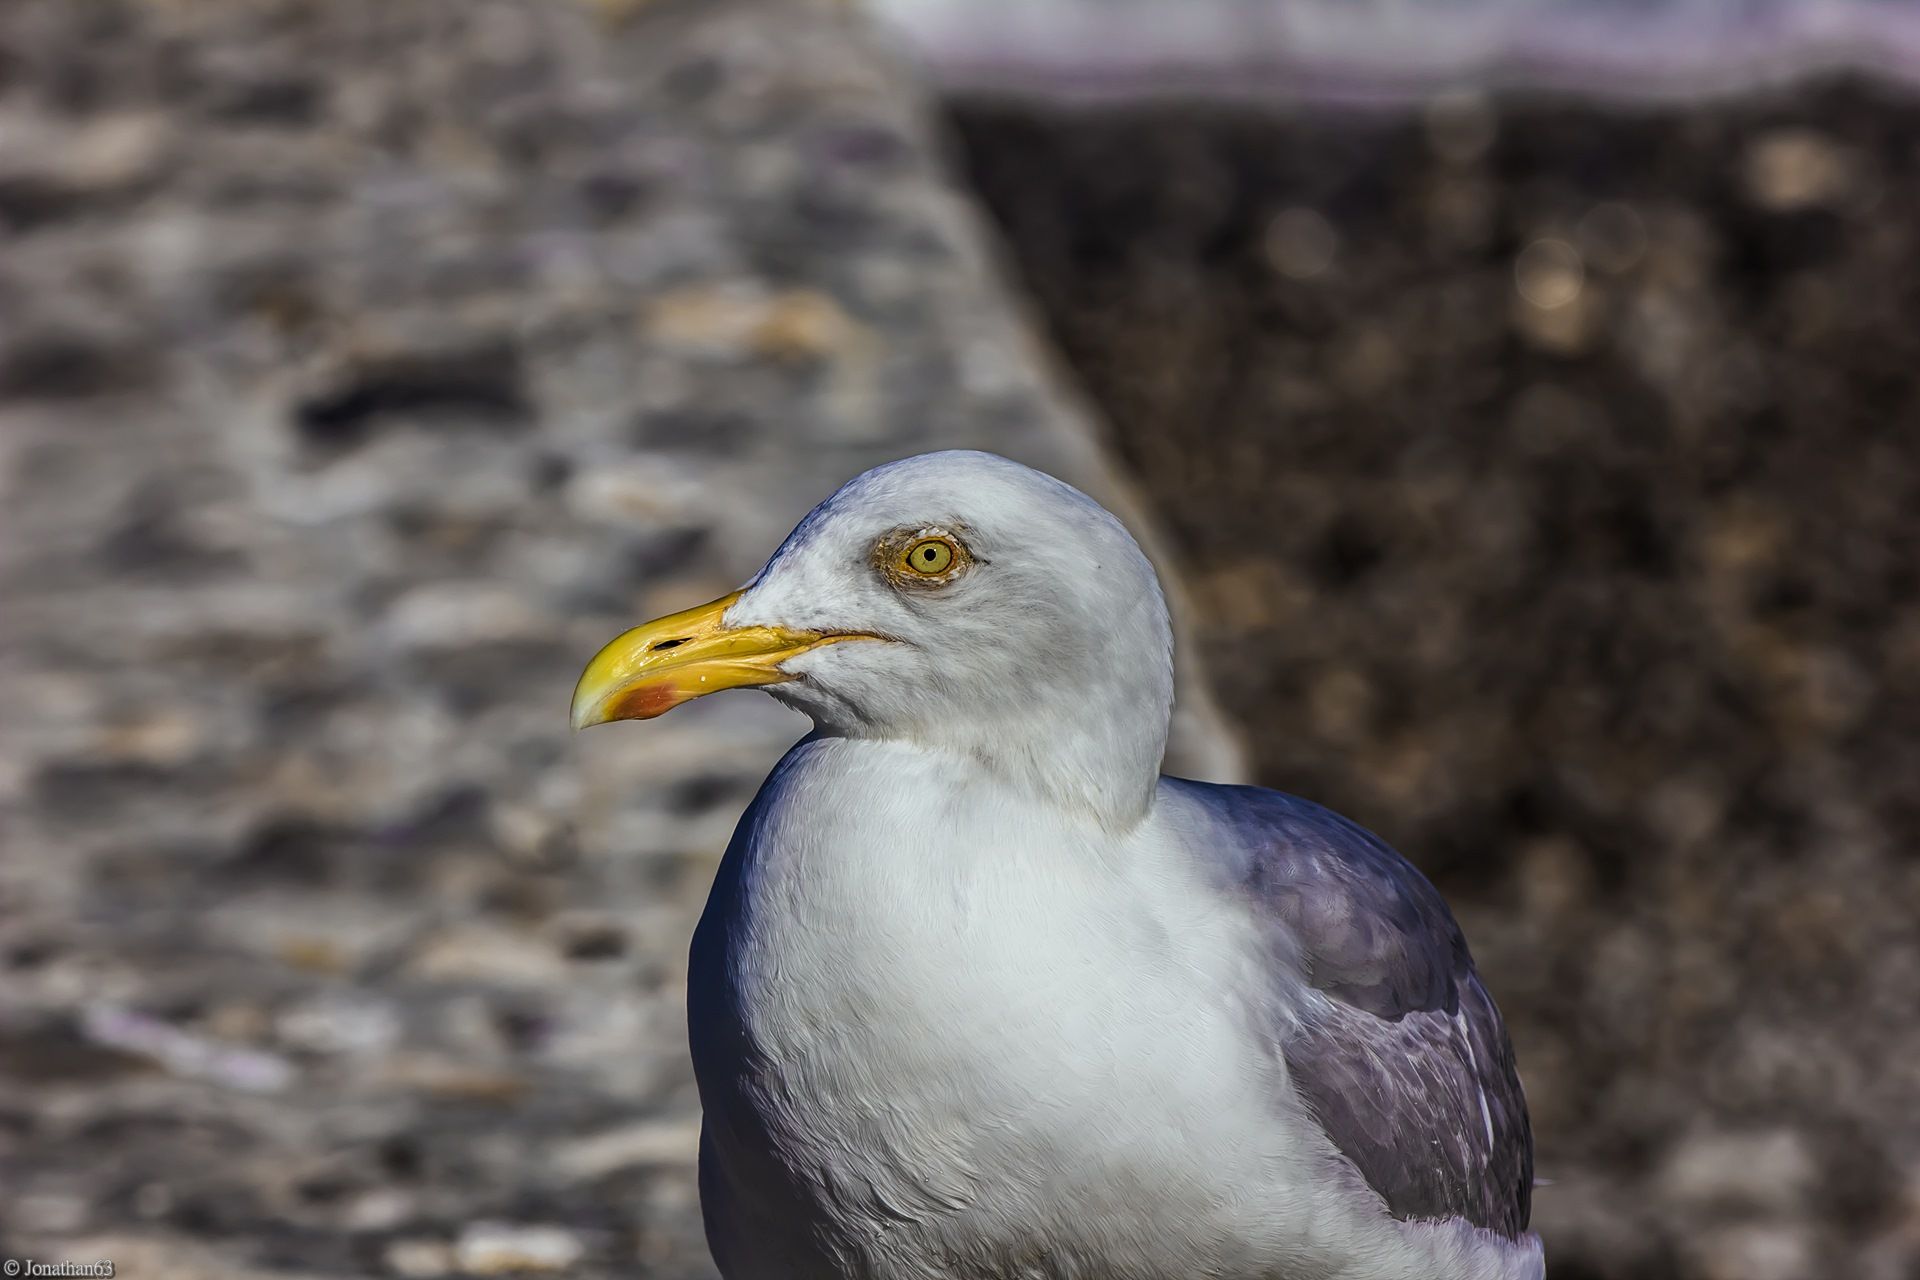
[651,637,690,652]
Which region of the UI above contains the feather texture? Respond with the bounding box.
[1172,779,1534,1239]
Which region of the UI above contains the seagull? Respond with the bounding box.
[572,451,1540,1280]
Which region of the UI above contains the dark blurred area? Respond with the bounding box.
[1,0,1917,1277]
[951,81,1920,1278]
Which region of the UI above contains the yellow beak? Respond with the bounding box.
[570,591,872,729]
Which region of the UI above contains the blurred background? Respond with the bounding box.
[2,1,1917,1277]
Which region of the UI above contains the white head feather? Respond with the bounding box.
[724,451,1175,828]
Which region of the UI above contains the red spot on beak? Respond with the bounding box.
[608,682,682,722]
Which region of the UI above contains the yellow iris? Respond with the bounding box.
[903,537,956,575]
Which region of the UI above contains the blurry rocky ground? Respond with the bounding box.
[2,0,1917,1277]
[0,1,1241,1276]
[952,79,1920,1280]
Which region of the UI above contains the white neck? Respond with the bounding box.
[925,697,1166,832]
[802,652,1173,833]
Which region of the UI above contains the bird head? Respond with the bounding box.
[571,451,1175,824]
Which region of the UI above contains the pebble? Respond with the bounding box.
[454,1223,585,1275]
[550,1116,703,1181]
[384,1239,456,1279]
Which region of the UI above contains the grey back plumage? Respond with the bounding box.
[1171,779,1535,1240]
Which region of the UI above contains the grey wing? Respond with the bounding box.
[1287,971,1532,1238]
[1171,779,1534,1240]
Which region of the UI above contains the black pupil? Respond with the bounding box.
[920,547,937,562]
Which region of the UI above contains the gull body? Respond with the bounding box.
[573,451,1541,1280]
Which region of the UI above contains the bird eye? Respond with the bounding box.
[874,527,972,588]
[903,537,955,576]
